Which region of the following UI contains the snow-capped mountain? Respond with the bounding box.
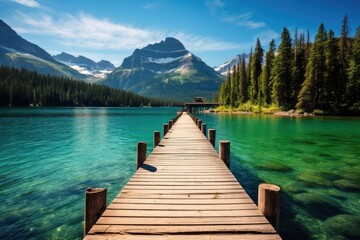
[0,19,88,80]
[53,52,115,79]
[102,37,224,102]
[214,53,248,76]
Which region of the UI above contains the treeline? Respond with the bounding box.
[0,66,175,107]
[218,16,360,115]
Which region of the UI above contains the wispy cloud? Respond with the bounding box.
[14,12,240,52]
[222,12,266,29]
[11,0,41,8]
[206,0,224,15]
[142,2,158,9]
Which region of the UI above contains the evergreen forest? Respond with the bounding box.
[0,66,175,107]
[218,16,360,115]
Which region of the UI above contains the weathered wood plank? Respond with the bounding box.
[84,112,281,240]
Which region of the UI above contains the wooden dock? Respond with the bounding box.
[84,112,281,240]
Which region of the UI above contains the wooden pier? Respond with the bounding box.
[84,112,281,240]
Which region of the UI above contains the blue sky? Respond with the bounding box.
[1,0,359,67]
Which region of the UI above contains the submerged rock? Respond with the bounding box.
[256,162,293,172]
[298,172,333,187]
[333,179,360,191]
[323,214,360,239]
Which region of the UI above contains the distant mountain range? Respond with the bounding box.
[214,53,248,76]
[53,52,115,79]
[102,37,225,102]
[0,19,90,81]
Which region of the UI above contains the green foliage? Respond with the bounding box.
[250,38,263,104]
[261,39,276,105]
[272,27,294,110]
[217,16,359,115]
[0,66,175,107]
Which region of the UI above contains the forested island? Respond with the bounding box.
[0,66,176,107]
[217,16,359,115]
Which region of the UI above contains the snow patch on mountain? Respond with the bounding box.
[214,53,248,76]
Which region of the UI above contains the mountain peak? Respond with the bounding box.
[143,37,186,52]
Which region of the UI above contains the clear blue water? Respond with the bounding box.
[0,108,359,240]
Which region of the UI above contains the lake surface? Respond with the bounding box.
[0,108,359,240]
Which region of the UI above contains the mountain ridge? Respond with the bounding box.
[102,37,224,102]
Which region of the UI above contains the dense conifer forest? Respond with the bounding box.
[218,16,360,115]
[0,66,175,107]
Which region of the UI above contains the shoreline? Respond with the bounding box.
[203,109,314,117]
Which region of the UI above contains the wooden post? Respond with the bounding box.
[168,120,173,129]
[84,188,107,236]
[153,131,160,148]
[163,124,169,137]
[208,129,216,147]
[198,120,202,129]
[201,123,207,136]
[195,117,198,125]
[258,184,281,232]
[137,142,147,169]
[219,140,230,168]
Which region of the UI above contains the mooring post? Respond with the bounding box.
[208,129,216,147]
[219,140,230,168]
[137,142,147,169]
[163,124,169,137]
[258,183,281,232]
[153,131,160,148]
[84,188,107,236]
[168,120,173,129]
[195,117,198,125]
[201,123,207,136]
[197,120,202,129]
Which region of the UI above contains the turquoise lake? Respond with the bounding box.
[0,107,359,240]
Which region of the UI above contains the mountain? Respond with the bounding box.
[101,37,225,102]
[214,53,248,76]
[0,19,89,80]
[53,52,115,79]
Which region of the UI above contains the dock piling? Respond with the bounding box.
[84,188,107,237]
[169,120,173,129]
[163,124,169,137]
[219,140,230,168]
[153,131,160,148]
[201,123,207,136]
[208,129,216,147]
[258,183,281,232]
[137,142,147,169]
[197,120,202,129]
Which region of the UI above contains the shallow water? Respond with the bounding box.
[0,108,359,240]
[199,113,360,240]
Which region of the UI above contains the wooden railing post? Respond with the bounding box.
[137,142,147,169]
[168,120,173,129]
[153,131,160,148]
[201,123,207,136]
[197,120,202,129]
[163,124,169,137]
[219,140,230,168]
[258,184,281,232]
[84,188,107,236]
[208,129,216,147]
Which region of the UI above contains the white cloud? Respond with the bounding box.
[11,0,41,8]
[142,3,158,9]
[14,12,240,53]
[206,0,224,14]
[222,12,266,29]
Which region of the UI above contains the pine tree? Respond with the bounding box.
[292,32,307,107]
[297,24,327,111]
[324,29,340,110]
[246,48,253,102]
[260,39,276,105]
[347,26,360,110]
[339,15,352,102]
[250,39,263,104]
[230,65,238,107]
[239,58,248,103]
[271,27,293,109]
[224,69,231,106]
